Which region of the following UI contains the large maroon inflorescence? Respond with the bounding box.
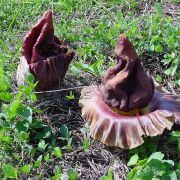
[17,10,75,90]
[79,34,180,149]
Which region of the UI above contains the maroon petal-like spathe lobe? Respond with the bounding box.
[29,53,74,90]
[16,10,75,90]
[101,34,154,111]
[79,85,178,149]
[22,10,59,64]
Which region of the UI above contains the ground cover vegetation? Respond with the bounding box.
[0,0,179,179]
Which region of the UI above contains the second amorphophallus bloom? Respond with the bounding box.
[79,34,180,149]
[16,10,75,90]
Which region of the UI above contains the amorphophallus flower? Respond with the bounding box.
[16,10,75,90]
[79,34,180,149]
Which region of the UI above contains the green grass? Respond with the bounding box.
[1,1,179,82]
[0,0,179,179]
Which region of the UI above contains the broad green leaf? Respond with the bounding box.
[34,127,52,140]
[21,165,31,174]
[54,147,62,158]
[148,152,164,161]
[16,120,29,132]
[127,154,139,166]
[67,168,78,180]
[138,159,148,166]
[138,159,174,178]
[34,155,42,169]
[107,168,113,180]
[155,44,163,52]
[19,86,33,97]
[66,137,73,150]
[162,171,177,180]
[59,124,70,138]
[150,35,160,44]
[43,127,52,138]
[171,131,180,138]
[26,73,35,84]
[0,92,13,102]
[30,94,37,101]
[126,167,139,180]
[38,139,47,152]
[101,176,108,180]
[53,166,61,179]
[171,52,176,58]
[127,151,176,180]
[178,139,180,152]
[50,138,57,147]
[136,159,164,178]
[161,160,174,168]
[165,68,171,75]
[81,123,89,134]
[83,139,90,151]
[17,106,32,123]
[2,136,13,144]
[7,92,22,119]
[30,119,44,129]
[170,64,178,76]
[155,75,162,83]
[176,169,180,179]
[2,163,17,179]
[20,131,29,141]
[44,153,50,162]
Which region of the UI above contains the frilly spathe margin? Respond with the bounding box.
[79,85,179,149]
